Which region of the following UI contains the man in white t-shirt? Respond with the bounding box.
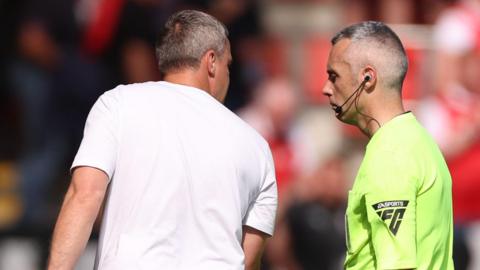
[47,10,277,270]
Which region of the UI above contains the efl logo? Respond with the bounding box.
[371,200,409,235]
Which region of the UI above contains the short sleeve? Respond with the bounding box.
[71,90,120,180]
[243,149,278,236]
[363,151,418,269]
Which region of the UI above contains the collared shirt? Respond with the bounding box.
[344,113,454,269]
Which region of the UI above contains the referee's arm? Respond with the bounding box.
[47,166,108,270]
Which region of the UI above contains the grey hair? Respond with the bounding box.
[332,21,408,91]
[156,10,229,74]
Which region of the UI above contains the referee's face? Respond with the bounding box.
[322,39,358,124]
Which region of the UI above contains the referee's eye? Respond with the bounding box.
[328,72,337,84]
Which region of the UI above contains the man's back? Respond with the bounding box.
[72,81,277,270]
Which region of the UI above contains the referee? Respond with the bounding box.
[322,21,454,269]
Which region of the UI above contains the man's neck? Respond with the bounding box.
[163,70,210,94]
[357,100,405,137]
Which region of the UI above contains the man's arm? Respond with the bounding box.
[242,225,269,270]
[47,166,109,270]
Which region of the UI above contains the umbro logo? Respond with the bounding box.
[372,200,409,235]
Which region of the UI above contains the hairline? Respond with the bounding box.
[330,22,408,91]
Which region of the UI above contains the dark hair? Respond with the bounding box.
[332,21,408,90]
[156,10,229,74]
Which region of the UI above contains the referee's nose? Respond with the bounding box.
[322,80,333,98]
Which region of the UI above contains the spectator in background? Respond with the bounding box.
[417,0,480,269]
[207,0,263,111]
[239,77,299,194]
[80,0,164,86]
[238,77,299,270]
[178,0,266,113]
[7,0,104,232]
[286,154,349,270]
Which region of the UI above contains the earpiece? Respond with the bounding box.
[333,74,372,115]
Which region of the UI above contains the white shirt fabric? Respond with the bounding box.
[72,81,278,270]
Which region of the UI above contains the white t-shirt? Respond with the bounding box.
[72,81,278,270]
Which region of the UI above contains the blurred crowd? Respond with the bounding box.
[1,0,480,269]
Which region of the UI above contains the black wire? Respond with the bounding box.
[354,83,381,132]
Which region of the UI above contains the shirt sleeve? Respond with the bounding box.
[362,150,418,269]
[71,89,120,180]
[243,147,278,236]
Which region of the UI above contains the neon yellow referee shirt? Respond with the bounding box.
[344,112,454,270]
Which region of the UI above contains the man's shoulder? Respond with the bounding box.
[99,82,154,99]
[234,116,271,152]
[368,116,436,158]
[106,81,163,95]
[99,81,204,106]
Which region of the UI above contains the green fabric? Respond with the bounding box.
[344,113,454,270]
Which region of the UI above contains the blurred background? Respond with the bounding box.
[1,0,480,269]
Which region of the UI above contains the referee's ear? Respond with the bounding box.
[360,66,376,93]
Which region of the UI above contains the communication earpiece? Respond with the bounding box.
[333,74,371,115]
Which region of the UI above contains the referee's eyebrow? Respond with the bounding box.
[327,65,336,73]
